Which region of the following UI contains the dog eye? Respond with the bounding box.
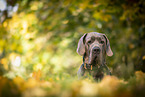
[100,41,104,44]
[88,41,92,44]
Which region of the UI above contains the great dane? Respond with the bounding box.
[77,32,113,80]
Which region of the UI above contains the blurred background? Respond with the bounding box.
[0,0,145,96]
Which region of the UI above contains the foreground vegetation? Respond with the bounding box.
[0,71,145,97]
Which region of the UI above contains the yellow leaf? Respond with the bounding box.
[129,44,135,49]
[40,81,52,88]
[32,69,42,81]
[135,71,145,84]
[142,56,145,60]
[56,77,59,81]
[13,76,25,91]
[0,58,8,70]
[24,78,38,89]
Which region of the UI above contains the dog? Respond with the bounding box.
[77,32,113,80]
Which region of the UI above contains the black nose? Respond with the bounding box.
[93,47,100,54]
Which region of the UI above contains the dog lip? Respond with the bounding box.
[88,56,98,65]
[92,53,100,58]
[93,52,100,55]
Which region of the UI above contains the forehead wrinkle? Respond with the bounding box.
[86,37,91,41]
[86,33,104,42]
[96,37,101,40]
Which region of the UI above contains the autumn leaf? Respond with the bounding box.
[32,69,42,81]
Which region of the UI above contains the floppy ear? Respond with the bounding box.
[103,34,113,56]
[77,33,88,56]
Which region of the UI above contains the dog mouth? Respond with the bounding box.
[88,54,100,65]
[92,56,99,64]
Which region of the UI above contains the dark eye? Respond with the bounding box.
[88,40,92,44]
[100,41,104,44]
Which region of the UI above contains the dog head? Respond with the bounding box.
[77,32,113,65]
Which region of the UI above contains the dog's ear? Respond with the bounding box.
[77,33,88,56]
[103,34,113,56]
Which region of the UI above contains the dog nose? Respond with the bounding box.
[93,47,100,54]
